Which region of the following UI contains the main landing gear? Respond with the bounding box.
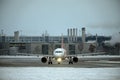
[69,57,73,64]
[48,57,52,64]
[48,61,52,64]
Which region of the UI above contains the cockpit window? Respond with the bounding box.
[55,51,63,53]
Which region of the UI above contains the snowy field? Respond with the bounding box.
[0,67,120,80]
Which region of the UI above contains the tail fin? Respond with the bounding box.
[61,34,64,48]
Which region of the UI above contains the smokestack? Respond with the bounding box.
[96,34,98,43]
[14,31,19,42]
[73,28,75,42]
[70,28,72,42]
[67,28,70,42]
[96,34,98,52]
[68,28,78,42]
[67,28,69,36]
[82,27,86,43]
[76,28,78,42]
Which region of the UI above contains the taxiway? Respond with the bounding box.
[0,56,120,67]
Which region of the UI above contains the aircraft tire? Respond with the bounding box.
[69,61,73,64]
[48,62,52,64]
[51,62,52,64]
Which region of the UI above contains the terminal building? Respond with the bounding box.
[0,28,111,55]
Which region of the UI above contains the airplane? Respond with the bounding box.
[41,34,78,64]
[41,34,120,64]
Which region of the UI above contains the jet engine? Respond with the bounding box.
[41,57,47,63]
[73,57,78,63]
[68,56,78,64]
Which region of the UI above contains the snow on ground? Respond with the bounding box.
[0,67,120,80]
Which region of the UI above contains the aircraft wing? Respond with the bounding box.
[41,54,120,64]
[78,55,120,61]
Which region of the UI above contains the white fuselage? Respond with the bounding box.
[53,48,66,58]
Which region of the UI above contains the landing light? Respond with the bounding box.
[57,58,62,62]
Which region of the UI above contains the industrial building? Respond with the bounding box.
[0,28,111,55]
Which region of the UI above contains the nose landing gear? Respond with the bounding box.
[48,57,52,64]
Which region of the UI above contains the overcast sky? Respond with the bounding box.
[0,0,120,36]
